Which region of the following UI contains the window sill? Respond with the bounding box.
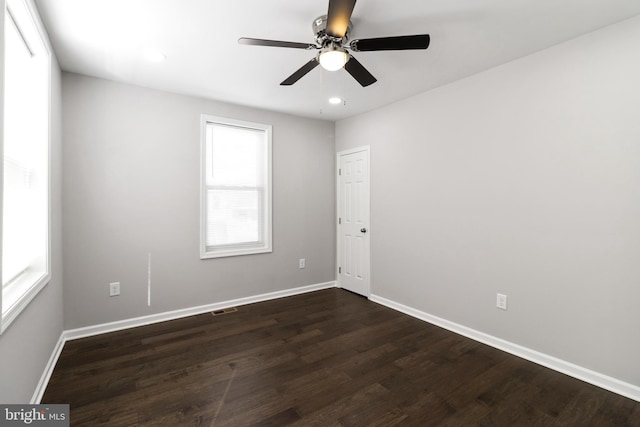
[200,245,272,259]
[1,270,50,334]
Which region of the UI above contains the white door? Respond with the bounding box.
[337,147,370,296]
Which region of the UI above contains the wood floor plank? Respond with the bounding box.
[42,289,640,426]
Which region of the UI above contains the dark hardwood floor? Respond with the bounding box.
[43,289,640,426]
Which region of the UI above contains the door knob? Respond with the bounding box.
[360,228,367,233]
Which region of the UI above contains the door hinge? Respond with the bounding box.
[338,217,341,225]
[338,267,342,274]
[338,168,341,176]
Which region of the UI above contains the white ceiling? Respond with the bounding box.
[35,0,640,121]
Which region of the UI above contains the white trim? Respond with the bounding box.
[199,114,273,260]
[30,331,65,403]
[1,274,49,333]
[335,145,371,296]
[65,281,336,341]
[34,284,638,405]
[369,294,640,403]
[1,0,52,334]
[336,145,371,157]
[22,0,53,54]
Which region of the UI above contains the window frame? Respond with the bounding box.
[1,0,52,334]
[199,114,272,259]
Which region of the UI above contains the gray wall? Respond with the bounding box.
[0,2,64,402]
[62,73,335,329]
[336,16,640,386]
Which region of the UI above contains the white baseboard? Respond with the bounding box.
[39,283,637,405]
[32,281,336,403]
[369,294,640,403]
[64,281,337,341]
[31,332,66,404]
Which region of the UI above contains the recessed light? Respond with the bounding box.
[328,97,343,105]
[144,49,166,62]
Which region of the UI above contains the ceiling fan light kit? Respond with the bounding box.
[319,44,349,71]
[239,0,430,87]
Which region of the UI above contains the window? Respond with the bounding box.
[200,115,272,259]
[2,0,50,333]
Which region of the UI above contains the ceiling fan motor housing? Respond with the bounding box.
[313,15,353,46]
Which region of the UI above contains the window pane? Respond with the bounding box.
[201,115,271,259]
[206,189,261,247]
[208,124,265,187]
[2,159,33,283]
[3,7,47,286]
[2,0,50,324]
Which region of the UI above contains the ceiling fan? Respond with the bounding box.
[238,0,430,87]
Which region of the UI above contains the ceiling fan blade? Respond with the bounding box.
[326,0,357,38]
[280,58,320,85]
[344,55,377,87]
[239,37,317,50]
[350,34,430,52]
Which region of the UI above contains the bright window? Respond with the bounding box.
[200,115,272,259]
[2,0,50,333]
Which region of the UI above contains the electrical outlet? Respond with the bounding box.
[109,282,120,297]
[299,258,306,269]
[496,293,507,310]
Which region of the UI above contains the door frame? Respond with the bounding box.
[336,145,371,296]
